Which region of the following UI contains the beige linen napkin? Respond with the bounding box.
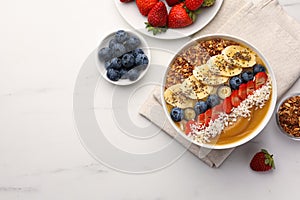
[139,0,300,167]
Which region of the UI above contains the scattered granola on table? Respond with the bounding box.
[278,95,300,137]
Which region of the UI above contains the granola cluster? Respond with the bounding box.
[278,95,300,137]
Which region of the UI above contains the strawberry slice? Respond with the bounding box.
[211,104,223,121]
[231,90,241,107]
[205,109,212,126]
[197,113,205,125]
[223,97,232,114]
[246,80,255,95]
[185,120,196,135]
[254,72,268,89]
[238,83,247,100]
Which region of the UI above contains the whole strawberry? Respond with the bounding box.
[185,0,204,11]
[250,149,275,172]
[136,0,159,16]
[168,3,193,28]
[145,1,168,35]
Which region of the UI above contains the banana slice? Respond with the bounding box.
[208,55,243,77]
[164,84,196,109]
[193,64,228,86]
[181,75,213,99]
[222,45,256,68]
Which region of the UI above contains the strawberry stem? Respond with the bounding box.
[145,22,168,35]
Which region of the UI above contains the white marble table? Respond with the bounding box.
[1,0,300,199]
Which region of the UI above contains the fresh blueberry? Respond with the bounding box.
[119,68,128,79]
[104,60,112,69]
[121,53,135,68]
[124,36,141,52]
[135,53,149,66]
[229,76,243,90]
[106,68,121,81]
[194,101,208,115]
[98,47,112,61]
[127,68,140,81]
[132,48,144,57]
[206,94,220,108]
[111,43,127,58]
[109,38,118,48]
[253,64,266,75]
[115,30,129,43]
[110,57,122,69]
[241,70,254,82]
[170,107,184,122]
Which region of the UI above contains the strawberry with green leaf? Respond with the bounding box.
[145,1,168,35]
[168,2,194,28]
[250,149,275,172]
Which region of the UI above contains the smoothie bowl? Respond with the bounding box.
[161,34,277,149]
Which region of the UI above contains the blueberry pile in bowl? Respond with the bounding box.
[97,30,150,85]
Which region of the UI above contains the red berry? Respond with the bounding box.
[204,109,212,126]
[238,83,247,100]
[146,1,168,28]
[197,113,205,125]
[246,80,255,95]
[254,71,268,89]
[185,0,204,11]
[168,3,193,28]
[231,90,241,107]
[185,120,197,135]
[250,149,275,172]
[223,97,232,114]
[136,0,159,16]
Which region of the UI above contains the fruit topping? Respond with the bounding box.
[204,109,212,126]
[194,101,208,115]
[222,45,256,68]
[217,85,232,99]
[229,76,242,90]
[206,94,220,108]
[250,149,275,172]
[231,90,241,107]
[254,72,268,89]
[238,83,247,100]
[253,64,266,75]
[170,107,184,122]
[241,70,254,82]
[185,120,197,135]
[222,96,232,114]
[183,107,197,121]
[246,80,255,95]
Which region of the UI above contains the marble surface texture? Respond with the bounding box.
[0,0,300,199]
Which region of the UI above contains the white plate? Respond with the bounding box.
[96,30,151,86]
[114,0,224,40]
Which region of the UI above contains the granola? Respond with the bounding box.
[278,95,300,137]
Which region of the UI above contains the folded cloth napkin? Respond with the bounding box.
[139,0,300,167]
